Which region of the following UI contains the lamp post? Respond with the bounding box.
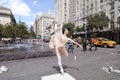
[41,21,45,49]
[84,23,87,39]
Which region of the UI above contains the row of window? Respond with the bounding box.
[83,0,103,3]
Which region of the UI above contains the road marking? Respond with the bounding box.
[41,73,76,80]
[74,56,76,61]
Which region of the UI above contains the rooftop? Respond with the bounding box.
[0,6,12,15]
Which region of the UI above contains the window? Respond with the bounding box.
[83,0,85,3]
[64,3,66,5]
[91,3,93,10]
[64,14,66,16]
[83,4,85,7]
[89,3,93,14]
[100,5,103,9]
[86,5,89,14]
[110,22,114,30]
[110,2,115,10]
[95,7,97,12]
[100,0,103,3]
[87,6,89,11]
[110,12,114,20]
[95,1,97,5]
[83,8,85,16]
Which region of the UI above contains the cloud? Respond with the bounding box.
[0,0,31,16]
[33,1,38,5]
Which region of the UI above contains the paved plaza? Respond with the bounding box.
[0,45,120,80]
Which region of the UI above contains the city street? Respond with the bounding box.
[0,45,120,80]
[0,0,120,80]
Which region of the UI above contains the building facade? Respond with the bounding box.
[55,0,69,24]
[34,13,54,38]
[77,0,120,30]
[69,0,77,24]
[108,0,120,30]
[55,0,120,30]
[0,6,16,25]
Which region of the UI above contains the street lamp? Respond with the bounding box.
[83,23,87,39]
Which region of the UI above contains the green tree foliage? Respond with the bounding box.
[0,24,3,37]
[63,23,75,35]
[17,22,29,38]
[75,26,84,32]
[0,22,29,39]
[29,31,36,38]
[87,12,109,31]
[3,24,11,37]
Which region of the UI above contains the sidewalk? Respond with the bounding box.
[0,47,120,80]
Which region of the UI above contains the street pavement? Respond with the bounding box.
[0,45,120,80]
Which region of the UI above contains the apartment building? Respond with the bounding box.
[108,0,120,30]
[78,0,120,30]
[0,6,16,25]
[55,0,69,24]
[34,13,54,38]
[55,0,120,30]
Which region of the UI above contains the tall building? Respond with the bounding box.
[108,0,120,30]
[34,13,54,38]
[55,0,69,24]
[77,0,110,27]
[55,0,120,30]
[77,0,120,30]
[69,0,77,24]
[0,6,16,25]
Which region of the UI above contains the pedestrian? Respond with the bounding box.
[49,20,82,74]
[92,38,97,51]
[82,38,87,51]
[67,41,74,53]
[88,38,93,51]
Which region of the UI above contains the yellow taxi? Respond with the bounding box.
[92,37,117,48]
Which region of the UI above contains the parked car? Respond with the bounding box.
[92,37,116,48]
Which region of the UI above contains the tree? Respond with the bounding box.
[75,26,84,32]
[17,22,29,38]
[29,31,36,38]
[0,24,4,39]
[87,14,102,31]
[87,12,109,31]
[0,22,34,39]
[99,12,109,30]
[3,23,13,37]
[63,23,75,35]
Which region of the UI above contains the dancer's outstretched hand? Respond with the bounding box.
[78,44,83,49]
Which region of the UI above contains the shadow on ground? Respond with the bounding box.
[52,64,79,73]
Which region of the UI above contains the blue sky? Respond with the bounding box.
[0,0,55,27]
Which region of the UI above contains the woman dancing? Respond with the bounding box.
[49,20,82,74]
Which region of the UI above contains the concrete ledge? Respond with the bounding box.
[0,49,55,61]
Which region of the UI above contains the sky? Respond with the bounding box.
[0,0,55,27]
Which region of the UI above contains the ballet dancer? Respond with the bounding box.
[49,20,82,74]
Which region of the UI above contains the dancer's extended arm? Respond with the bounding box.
[68,38,82,49]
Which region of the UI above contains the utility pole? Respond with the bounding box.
[84,23,87,39]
